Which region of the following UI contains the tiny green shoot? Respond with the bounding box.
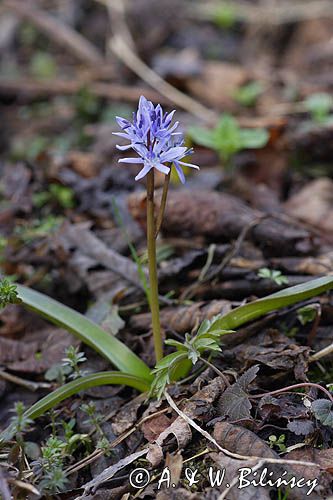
[258,268,289,286]
[188,113,269,170]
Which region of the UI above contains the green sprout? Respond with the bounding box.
[62,346,87,380]
[14,215,63,242]
[30,51,57,80]
[188,113,269,170]
[213,2,236,29]
[268,434,286,453]
[304,93,333,124]
[234,81,263,107]
[10,402,33,435]
[0,279,21,308]
[150,316,233,399]
[297,304,318,325]
[33,184,75,209]
[258,268,289,286]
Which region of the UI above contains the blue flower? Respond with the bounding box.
[114,96,199,183]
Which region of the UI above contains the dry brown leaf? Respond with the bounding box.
[224,329,310,381]
[112,394,146,435]
[0,327,75,373]
[147,417,192,467]
[285,178,333,233]
[214,422,278,459]
[128,189,316,256]
[187,61,248,110]
[141,414,173,442]
[286,447,333,479]
[54,222,147,291]
[165,451,183,488]
[272,253,333,275]
[130,300,232,334]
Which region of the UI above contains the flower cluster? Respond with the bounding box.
[114,96,199,183]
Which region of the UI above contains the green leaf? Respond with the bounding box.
[312,399,333,427]
[234,81,263,107]
[187,126,217,149]
[30,52,57,80]
[305,93,333,123]
[215,114,241,160]
[1,372,150,441]
[165,339,188,351]
[152,351,186,371]
[213,3,236,29]
[239,128,269,149]
[209,276,333,332]
[297,304,318,325]
[15,285,152,382]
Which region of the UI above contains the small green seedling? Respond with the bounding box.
[188,113,269,170]
[297,304,318,325]
[258,268,289,286]
[30,51,57,80]
[234,81,263,107]
[304,93,333,124]
[213,2,236,29]
[14,216,63,243]
[33,184,75,209]
[150,316,233,399]
[0,278,21,308]
[268,434,286,453]
[62,346,87,380]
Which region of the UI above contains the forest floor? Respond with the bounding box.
[1,1,333,499]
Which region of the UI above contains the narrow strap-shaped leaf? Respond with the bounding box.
[1,372,150,442]
[16,285,152,381]
[210,276,333,332]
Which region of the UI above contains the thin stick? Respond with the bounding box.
[0,370,51,392]
[309,343,333,363]
[110,34,217,123]
[155,172,170,238]
[250,382,333,403]
[3,0,104,65]
[200,358,230,386]
[165,390,319,468]
[0,78,170,105]
[147,170,163,362]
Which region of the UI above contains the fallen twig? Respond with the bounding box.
[0,369,51,392]
[310,342,333,363]
[190,0,333,26]
[0,77,169,105]
[3,0,104,66]
[110,34,217,123]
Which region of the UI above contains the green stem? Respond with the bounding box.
[155,171,170,238]
[147,169,163,362]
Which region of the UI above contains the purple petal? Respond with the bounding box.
[167,121,179,134]
[160,146,187,162]
[116,116,131,129]
[135,163,153,181]
[116,144,133,151]
[155,163,170,175]
[119,158,144,164]
[178,161,200,170]
[164,110,176,126]
[112,132,131,139]
[174,163,186,184]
